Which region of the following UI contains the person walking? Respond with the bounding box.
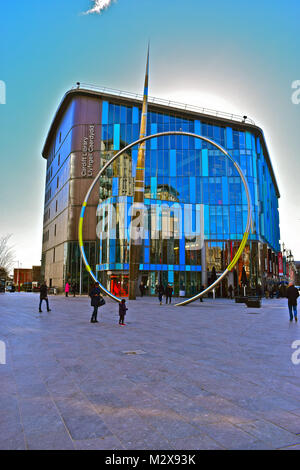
[89,282,104,323]
[65,282,70,297]
[119,299,128,325]
[256,284,262,298]
[39,282,51,313]
[139,282,144,297]
[199,284,205,302]
[71,282,77,297]
[228,284,233,299]
[286,281,299,322]
[157,284,164,305]
[165,284,173,304]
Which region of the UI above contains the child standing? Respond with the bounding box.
[119,299,128,325]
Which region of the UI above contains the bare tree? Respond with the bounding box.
[0,235,15,277]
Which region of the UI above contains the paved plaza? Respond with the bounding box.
[0,292,300,450]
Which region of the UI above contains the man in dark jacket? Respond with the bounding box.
[71,282,77,297]
[39,283,51,313]
[286,282,299,322]
[157,284,164,305]
[165,284,173,304]
[89,282,103,323]
[139,282,144,297]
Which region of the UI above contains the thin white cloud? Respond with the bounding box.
[83,0,116,15]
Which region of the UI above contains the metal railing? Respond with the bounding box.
[72,82,256,125]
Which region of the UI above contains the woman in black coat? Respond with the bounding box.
[287,282,299,322]
[89,282,103,323]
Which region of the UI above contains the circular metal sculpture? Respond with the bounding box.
[78,131,252,306]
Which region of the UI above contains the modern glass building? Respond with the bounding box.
[41,85,280,296]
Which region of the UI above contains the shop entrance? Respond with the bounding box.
[110,274,128,297]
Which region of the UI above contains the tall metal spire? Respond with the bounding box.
[128,45,149,299]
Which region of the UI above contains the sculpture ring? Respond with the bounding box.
[78,131,252,306]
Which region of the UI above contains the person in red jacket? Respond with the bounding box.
[65,282,70,297]
[286,282,299,322]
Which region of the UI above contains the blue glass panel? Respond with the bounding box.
[102,101,108,125]
[132,149,138,177]
[179,237,185,265]
[246,132,252,149]
[239,132,246,149]
[112,177,118,196]
[168,271,174,283]
[202,149,208,176]
[109,240,115,263]
[144,247,150,263]
[194,120,201,149]
[163,150,169,177]
[182,135,189,150]
[222,177,229,204]
[151,177,157,198]
[120,106,127,124]
[190,176,196,203]
[108,104,114,124]
[170,149,176,177]
[151,123,157,149]
[114,105,120,123]
[113,124,120,150]
[226,127,233,149]
[256,137,261,154]
[242,186,247,205]
[132,107,139,124]
[126,107,132,123]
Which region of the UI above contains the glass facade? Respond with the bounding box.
[96,100,280,297]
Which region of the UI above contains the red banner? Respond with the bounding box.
[278,252,283,276]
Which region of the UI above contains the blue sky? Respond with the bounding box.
[1,0,300,268]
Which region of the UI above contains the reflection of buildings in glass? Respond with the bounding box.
[41,87,281,296]
[145,184,179,202]
[117,151,134,197]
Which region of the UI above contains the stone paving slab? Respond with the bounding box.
[0,292,300,450]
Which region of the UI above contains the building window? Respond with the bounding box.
[59,132,61,143]
[53,248,55,263]
[54,224,57,237]
[58,154,60,166]
[57,176,59,189]
[56,200,58,212]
